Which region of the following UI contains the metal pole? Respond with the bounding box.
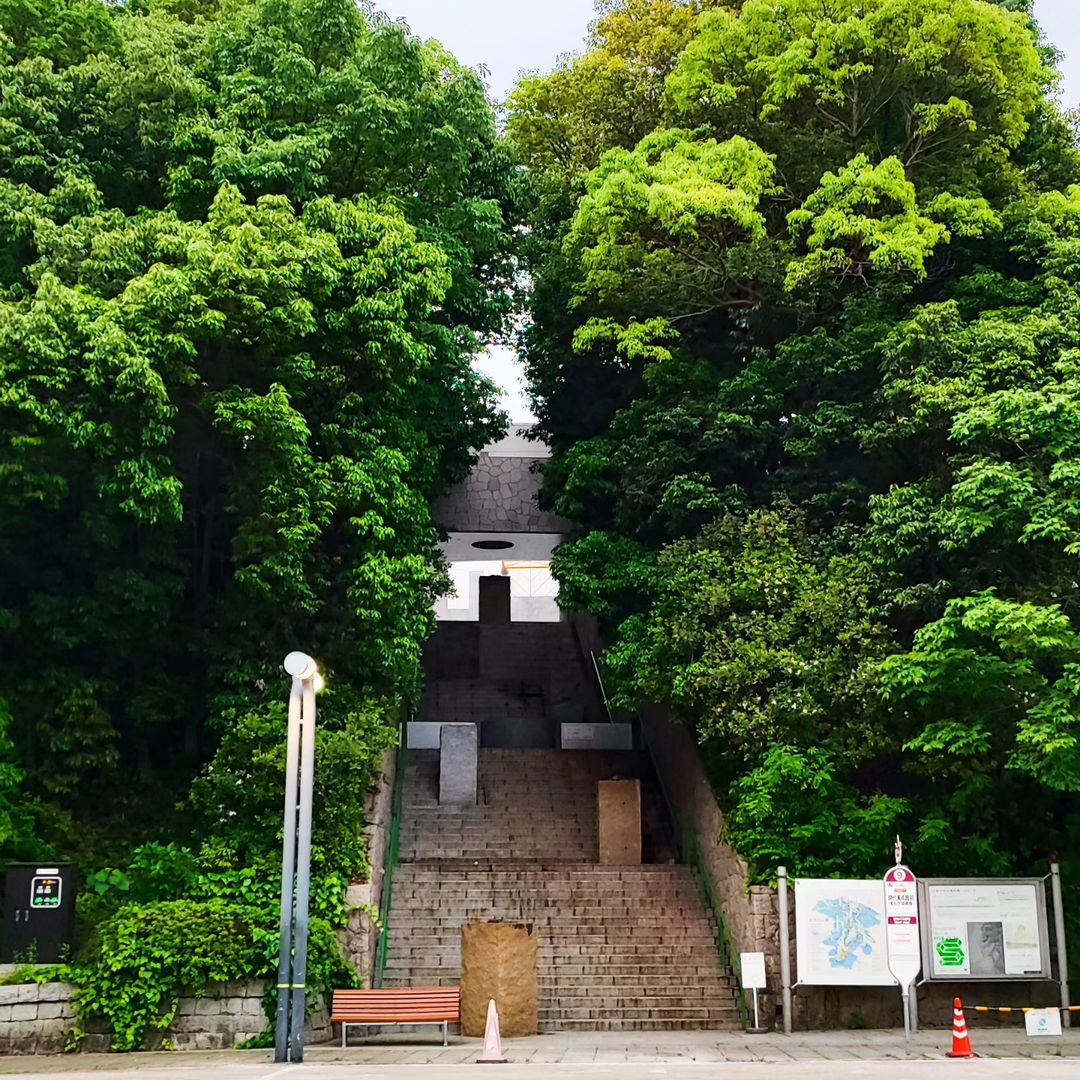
[274,679,303,1062]
[778,866,793,1034]
[290,677,317,1062]
[1051,858,1070,1029]
[901,989,911,1046]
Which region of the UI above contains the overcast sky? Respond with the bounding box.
[376,0,1080,421]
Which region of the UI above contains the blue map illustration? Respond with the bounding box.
[814,898,881,970]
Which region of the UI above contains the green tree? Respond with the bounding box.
[0,0,515,1024]
[510,0,1080,887]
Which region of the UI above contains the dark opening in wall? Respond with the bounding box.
[471,540,514,550]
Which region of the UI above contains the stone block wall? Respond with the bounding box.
[0,981,76,1054]
[431,454,569,533]
[340,746,397,988]
[0,980,330,1054]
[639,708,778,1018]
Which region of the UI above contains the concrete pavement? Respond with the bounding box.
[0,1059,1076,1080]
[1,1028,1078,1075]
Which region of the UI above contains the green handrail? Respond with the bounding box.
[680,821,750,1028]
[373,715,408,987]
[641,719,749,1026]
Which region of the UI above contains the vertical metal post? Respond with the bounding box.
[289,678,317,1062]
[1051,859,1070,1029]
[778,866,793,1035]
[274,679,303,1062]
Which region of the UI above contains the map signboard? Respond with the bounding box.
[919,878,1051,981]
[794,879,895,986]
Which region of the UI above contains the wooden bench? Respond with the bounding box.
[331,987,461,1046]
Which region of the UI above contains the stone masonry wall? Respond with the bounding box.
[340,746,397,987]
[431,454,569,533]
[639,708,778,1020]
[0,981,75,1054]
[0,979,330,1054]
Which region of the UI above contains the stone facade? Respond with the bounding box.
[639,708,778,1019]
[340,746,397,988]
[0,979,330,1054]
[431,454,569,533]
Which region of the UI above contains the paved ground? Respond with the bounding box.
[3,1028,1078,1076]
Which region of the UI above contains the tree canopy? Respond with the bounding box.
[0,0,515,1029]
[509,0,1080,903]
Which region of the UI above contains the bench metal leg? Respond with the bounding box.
[443,1020,448,1046]
[341,1023,347,1048]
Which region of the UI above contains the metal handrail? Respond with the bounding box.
[373,713,408,987]
[589,650,615,724]
[681,821,750,1028]
[640,718,748,1026]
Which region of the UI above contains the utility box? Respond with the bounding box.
[2,863,77,963]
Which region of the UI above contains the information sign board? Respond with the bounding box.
[794,878,894,986]
[884,865,921,990]
[740,951,767,990]
[919,878,1051,981]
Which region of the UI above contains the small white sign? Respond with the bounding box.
[740,951,767,990]
[1025,1008,1062,1037]
[884,865,922,991]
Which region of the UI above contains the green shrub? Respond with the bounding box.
[70,896,359,1051]
[73,901,263,1051]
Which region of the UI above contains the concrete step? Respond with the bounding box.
[537,1018,738,1032]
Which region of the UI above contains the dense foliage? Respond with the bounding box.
[0,0,514,1043]
[510,0,1080,907]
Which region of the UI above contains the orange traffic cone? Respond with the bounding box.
[477,998,507,1064]
[947,997,976,1058]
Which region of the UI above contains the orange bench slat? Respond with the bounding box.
[331,987,460,1024]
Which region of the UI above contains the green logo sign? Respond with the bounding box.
[936,937,966,967]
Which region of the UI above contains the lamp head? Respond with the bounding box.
[283,651,318,680]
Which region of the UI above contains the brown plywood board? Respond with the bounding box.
[598,779,642,865]
[460,921,538,1037]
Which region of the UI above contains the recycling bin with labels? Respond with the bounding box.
[2,864,76,963]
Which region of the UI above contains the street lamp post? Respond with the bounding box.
[275,652,319,1063]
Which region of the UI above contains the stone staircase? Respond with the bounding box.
[398,750,675,864]
[383,748,741,1031]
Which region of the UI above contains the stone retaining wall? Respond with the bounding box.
[340,745,397,987]
[0,980,330,1054]
[0,981,75,1054]
[639,707,778,1019]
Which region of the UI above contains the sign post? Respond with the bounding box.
[884,857,922,1046]
[740,951,768,1033]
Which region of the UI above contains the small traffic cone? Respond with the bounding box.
[477,998,507,1064]
[947,997,976,1058]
